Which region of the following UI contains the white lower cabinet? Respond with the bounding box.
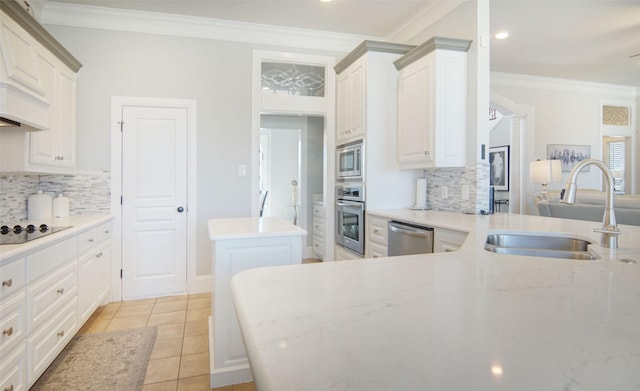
[434,228,468,252]
[78,222,112,324]
[27,298,77,385]
[0,343,27,391]
[0,217,113,389]
[27,260,77,334]
[335,245,363,261]
[365,215,389,258]
[0,291,26,356]
[312,202,325,260]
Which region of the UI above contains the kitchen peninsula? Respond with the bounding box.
[207,216,307,387]
[231,211,640,390]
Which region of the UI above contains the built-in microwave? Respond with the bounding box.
[336,139,363,181]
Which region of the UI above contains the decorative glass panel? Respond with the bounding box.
[261,62,325,97]
[602,105,630,126]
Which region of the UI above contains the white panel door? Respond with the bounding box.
[121,106,187,299]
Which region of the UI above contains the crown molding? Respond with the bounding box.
[1,0,81,71]
[334,40,416,74]
[491,72,638,98]
[41,2,375,53]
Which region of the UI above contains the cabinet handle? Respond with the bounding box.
[57,330,64,337]
[1,279,12,288]
[4,384,14,391]
[96,251,103,258]
[373,228,380,233]
[104,230,110,235]
[2,327,13,336]
[88,238,94,244]
[57,288,64,295]
[424,151,430,156]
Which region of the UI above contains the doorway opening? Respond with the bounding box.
[251,50,336,260]
[259,115,324,241]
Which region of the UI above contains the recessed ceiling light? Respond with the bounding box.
[495,31,509,40]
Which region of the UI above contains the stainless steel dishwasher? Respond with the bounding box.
[388,221,434,256]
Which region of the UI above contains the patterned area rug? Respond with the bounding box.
[31,327,157,391]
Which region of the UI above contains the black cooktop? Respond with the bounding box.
[0,224,72,245]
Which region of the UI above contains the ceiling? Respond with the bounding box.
[43,0,640,87]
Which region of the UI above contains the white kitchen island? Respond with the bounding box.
[231,211,640,391]
[207,216,307,388]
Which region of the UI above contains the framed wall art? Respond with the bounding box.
[489,145,510,191]
[547,144,591,172]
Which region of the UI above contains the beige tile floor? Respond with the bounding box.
[77,293,256,391]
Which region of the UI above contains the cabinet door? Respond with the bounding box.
[28,63,76,172]
[336,71,350,142]
[348,58,366,139]
[0,343,27,391]
[434,228,467,253]
[336,57,366,143]
[0,13,47,98]
[55,67,76,168]
[397,56,434,166]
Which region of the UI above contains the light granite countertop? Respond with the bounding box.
[208,216,307,241]
[231,210,640,391]
[0,214,113,264]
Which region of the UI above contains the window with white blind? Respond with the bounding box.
[608,141,624,193]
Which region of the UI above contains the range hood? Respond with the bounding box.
[0,117,21,128]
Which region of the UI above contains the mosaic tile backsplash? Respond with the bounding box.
[425,162,491,214]
[0,171,110,222]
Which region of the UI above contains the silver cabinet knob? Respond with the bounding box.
[177,206,185,213]
[1,279,12,288]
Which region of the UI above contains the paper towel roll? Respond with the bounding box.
[53,194,70,218]
[28,191,52,220]
[415,178,427,207]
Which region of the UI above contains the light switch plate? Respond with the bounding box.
[461,185,470,200]
[238,164,247,176]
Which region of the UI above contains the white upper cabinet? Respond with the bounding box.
[29,65,77,171]
[336,56,366,143]
[0,10,50,129]
[395,37,471,168]
[0,1,81,174]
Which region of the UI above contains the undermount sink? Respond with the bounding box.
[484,232,599,260]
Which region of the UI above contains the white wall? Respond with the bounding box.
[492,73,638,202]
[45,25,342,277]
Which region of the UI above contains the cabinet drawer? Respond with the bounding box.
[0,343,27,391]
[27,236,77,283]
[368,241,388,259]
[0,258,25,301]
[368,217,389,245]
[27,260,77,333]
[312,203,324,217]
[0,292,26,356]
[78,222,112,255]
[312,217,324,235]
[27,298,77,386]
[434,228,468,253]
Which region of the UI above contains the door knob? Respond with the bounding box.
[177,206,184,213]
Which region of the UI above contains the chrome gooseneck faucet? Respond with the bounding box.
[561,158,620,248]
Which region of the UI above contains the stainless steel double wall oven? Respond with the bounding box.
[335,183,365,255]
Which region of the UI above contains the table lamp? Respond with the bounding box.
[530,159,561,200]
